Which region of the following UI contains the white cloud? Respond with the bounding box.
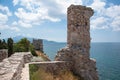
[15,8,39,22]
[0,10,9,31]
[105,5,120,18]
[12,0,120,31]
[90,0,108,30]
[0,5,10,25]
[0,5,19,32]
[15,7,58,23]
[14,0,60,21]
[91,17,109,29]
[0,13,8,24]
[14,3,61,27]
[11,22,20,32]
[0,5,12,16]
[12,21,18,26]
[0,24,9,30]
[103,5,120,31]
[0,24,20,32]
[90,0,106,12]
[13,0,82,28]
[18,20,32,28]
[111,16,120,31]
[13,0,20,6]
[11,27,20,32]
[55,0,82,14]
[89,0,120,31]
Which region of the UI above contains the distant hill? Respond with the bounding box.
[3,36,32,43]
[10,36,66,44]
[11,36,33,43]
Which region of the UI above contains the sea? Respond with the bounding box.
[43,42,120,80]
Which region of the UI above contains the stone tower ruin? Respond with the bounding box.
[67,5,93,58]
[55,5,98,80]
[33,39,43,53]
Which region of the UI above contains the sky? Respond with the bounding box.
[0,0,120,42]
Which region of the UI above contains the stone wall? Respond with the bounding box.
[29,61,71,75]
[55,5,98,80]
[33,39,43,52]
[0,52,33,80]
[0,49,8,62]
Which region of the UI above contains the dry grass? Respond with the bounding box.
[35,50,50,61]
[30,67,80,80]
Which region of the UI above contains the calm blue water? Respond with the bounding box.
[43,42,120,80]
[90,43,120,80]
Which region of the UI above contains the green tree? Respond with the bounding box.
[18,38,30,52]
[14,43,26,52]
[2,39,7,49]
[7,38,13,57]
[13,38,37,56]
[14,38,30,52]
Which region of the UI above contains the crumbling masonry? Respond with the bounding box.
[55,5,98,80]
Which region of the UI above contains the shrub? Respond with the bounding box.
[30,44,37,56]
